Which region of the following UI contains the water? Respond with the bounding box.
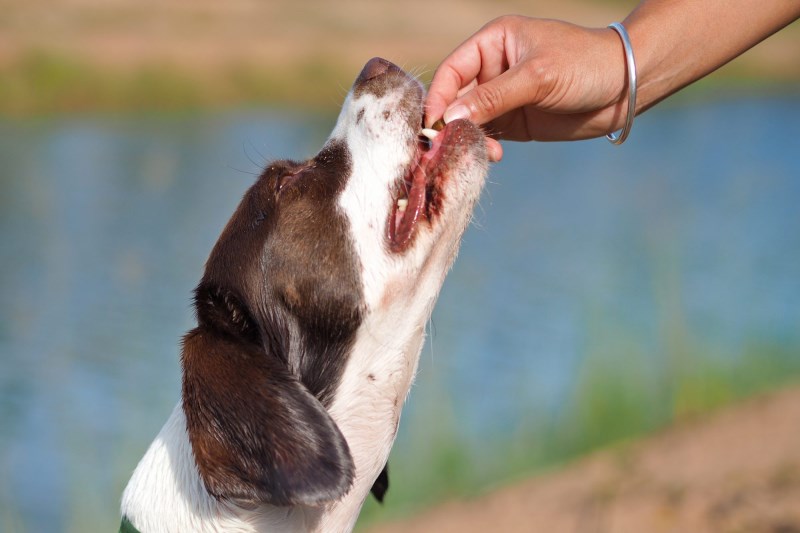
[1,93,799,531]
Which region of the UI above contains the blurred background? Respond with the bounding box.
[1,1,799,532]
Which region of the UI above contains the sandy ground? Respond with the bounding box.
[366,385,800,533]
[1,0,798,81]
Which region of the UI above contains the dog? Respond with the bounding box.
[120,57,488,533]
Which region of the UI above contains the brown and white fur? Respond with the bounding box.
[120,57,488,533]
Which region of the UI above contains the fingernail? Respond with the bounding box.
[443,104,470,124]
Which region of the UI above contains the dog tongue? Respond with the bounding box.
[388,122,450,252]
[392,163,426,250]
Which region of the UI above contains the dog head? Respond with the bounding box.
[181,58,488,509]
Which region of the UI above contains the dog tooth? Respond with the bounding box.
[420,128,439,140]
[432,118,446,131]
[397,198,408,212]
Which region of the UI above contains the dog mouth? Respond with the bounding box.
[387,118,477,253]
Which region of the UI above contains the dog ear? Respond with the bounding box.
[180,326,355,507]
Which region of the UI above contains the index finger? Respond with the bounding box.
[425,56,475,128]
[425,21,511,127]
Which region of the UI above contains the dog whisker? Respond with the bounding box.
[227,164,261,177]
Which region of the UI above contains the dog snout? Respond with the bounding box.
[356,57,397,83]
[352,57,416,100]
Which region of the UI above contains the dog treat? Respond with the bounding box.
[432,118,446,131]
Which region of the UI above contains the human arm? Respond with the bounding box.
[425,0,800,159]
[625,0,800,113]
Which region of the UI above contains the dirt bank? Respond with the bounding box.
[367,385,800,533]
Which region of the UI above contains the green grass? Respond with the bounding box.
[0,50,355,116]
[2,47,797,117]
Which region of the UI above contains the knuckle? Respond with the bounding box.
[493,14,523,27]
[473,85,505,118]
[524,58,560,105]
[484,14,522,34]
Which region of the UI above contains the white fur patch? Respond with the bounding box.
[323,66,487,531]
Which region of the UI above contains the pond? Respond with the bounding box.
[1,91,799,531]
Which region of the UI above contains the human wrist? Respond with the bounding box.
[595,25,634,131]
[619,1,715,114]
[605,14,664,120]
[618,13,662,114]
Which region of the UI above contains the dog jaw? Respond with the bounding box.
[332,57,488,313]
[316,58,488,530]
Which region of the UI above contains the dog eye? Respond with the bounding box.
[276,167,311,197]
[269,162,312,199]
[276,172,299,195]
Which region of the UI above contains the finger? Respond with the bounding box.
[442,61,537,127]
[486,137,503,162]
[455,78,478,99]
[425,19,511,127]
[425,58,477,128]
[490,104,621,142]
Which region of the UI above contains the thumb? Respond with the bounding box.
[442,63,536,127]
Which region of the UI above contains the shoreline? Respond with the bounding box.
[364,384,800,532]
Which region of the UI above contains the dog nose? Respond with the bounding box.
[356,57,398,84]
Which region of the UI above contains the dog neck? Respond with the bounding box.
[121,312,429,533]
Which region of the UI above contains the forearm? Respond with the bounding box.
[625,0,800,113]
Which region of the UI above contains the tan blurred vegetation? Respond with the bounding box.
[0,0,798,115]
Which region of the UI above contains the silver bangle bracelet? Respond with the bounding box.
[606,22,637,145]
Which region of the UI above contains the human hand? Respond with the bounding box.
[425,15,630,161]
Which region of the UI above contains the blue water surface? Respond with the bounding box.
[0,92,798,531]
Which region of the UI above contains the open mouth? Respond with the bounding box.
[387,119,466,253]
